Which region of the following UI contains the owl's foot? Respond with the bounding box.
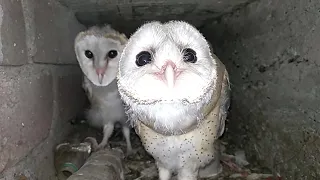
[84,137,110,152]
[87,123,114,152]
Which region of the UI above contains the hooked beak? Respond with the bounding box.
[98,74,104,84]
[96,68,106,85]
[156,61,182,88]
[164,63,175,88]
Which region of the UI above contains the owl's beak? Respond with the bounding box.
[164,63,175,88]
[161,61,182,88]
[97,74,104,84]
[96,68,106,84]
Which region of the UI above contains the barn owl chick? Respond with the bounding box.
[117,21,230,180]
[74,25,132,154]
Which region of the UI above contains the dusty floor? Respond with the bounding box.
[64,119,280,180]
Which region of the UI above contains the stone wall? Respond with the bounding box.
[201,0,320,179]
[58,0,254,34]
[0,0,86,179]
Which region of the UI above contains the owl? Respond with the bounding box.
[117,21,230,179]
[74,25,132,154]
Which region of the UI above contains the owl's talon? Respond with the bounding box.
[84,137,110,152]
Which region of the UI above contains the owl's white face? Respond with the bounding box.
[75,32,126,87]
[117,21,220,134]
[118,21,217,103]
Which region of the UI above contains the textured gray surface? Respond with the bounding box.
[0,0,86,179]
[201,0,320,179]
[58,0,253,34]
[25,0,85,64]
[0,0,27,65]
[0,65,86,179]
[0,65,53,172]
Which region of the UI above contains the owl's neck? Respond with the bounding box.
[124,84,215,136]
[124,59,227,136]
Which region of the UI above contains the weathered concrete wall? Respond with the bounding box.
[58,0,254,34]
[0,0,86,179]
[201,0,320,179]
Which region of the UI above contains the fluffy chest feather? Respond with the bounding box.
[134,103,222,170]
[127,102,206,135]
[83,77,125,122]
[91,86,122,109]
[84,77,121,105]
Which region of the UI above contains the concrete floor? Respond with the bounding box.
[64,122,274,180]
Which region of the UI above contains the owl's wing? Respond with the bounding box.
[217,70,231,137]
[82,75,93,101]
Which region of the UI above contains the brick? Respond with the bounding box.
[31,0,85,64]
[0,65,53,172]
[0,0,27,65]
[50,66,86,140]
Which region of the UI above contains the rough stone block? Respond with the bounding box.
[0,65,86,179]
[0,0,27,65]
[50,66,86,141]
[28,0,85,64]
[61,0,253,29]
[0,65,53,172]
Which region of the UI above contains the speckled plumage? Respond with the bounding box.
[117,21,230,179]
[135,60,229,179]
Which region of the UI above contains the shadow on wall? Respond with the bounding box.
[200,0,320,179]
[0,0,87,178]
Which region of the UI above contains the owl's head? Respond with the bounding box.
[75,25,128,86]
[117,21,218,104]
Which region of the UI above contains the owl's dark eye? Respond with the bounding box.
[84,50,94,59]
[108,50,118,59]
[182,48,197,63]
[135,51,152,67]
